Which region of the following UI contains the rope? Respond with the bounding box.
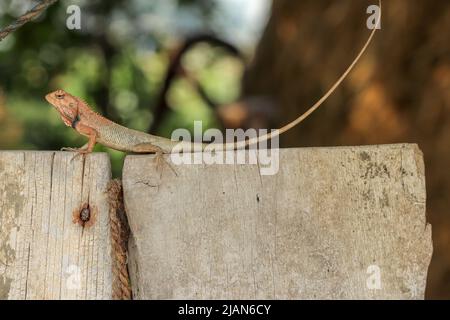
[0,0,59,42]
[107,179,132,300]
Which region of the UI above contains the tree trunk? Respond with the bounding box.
[244,0,450,299]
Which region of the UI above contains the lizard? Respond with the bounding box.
[45,1,381,159]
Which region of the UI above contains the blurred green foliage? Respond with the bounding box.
[0,0,245,177]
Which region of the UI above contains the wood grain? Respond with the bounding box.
[123,144,432,299]
[0,152,112,300]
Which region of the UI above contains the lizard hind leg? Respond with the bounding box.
[132,143,178,178]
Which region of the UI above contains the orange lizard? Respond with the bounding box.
[45,1,381,158]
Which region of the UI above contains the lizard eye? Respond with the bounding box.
[55,93,65,99]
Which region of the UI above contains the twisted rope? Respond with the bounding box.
[0,0,59,42]
[107,179,132,300]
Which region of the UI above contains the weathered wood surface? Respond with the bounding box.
[123,144,432,300]
[0,152,112,300]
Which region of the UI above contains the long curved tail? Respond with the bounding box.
[212,0,382,151]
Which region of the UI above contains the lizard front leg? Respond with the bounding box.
[62,124,98,155]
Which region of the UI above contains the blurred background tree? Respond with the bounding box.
[0,0,270,175]
[244,0,450,299]
[0,0,449,299]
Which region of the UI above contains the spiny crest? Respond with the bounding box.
[74,94,104,117]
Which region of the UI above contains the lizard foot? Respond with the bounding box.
[72,151,90,162]
[61,147,80,152]
[61,147,90,161]
[154,152,178,179]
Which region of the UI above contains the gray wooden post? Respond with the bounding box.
[0,152,113,299]
[123,144,432,299]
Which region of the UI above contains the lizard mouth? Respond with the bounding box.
[45,93,56,105]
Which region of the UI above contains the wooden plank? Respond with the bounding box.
[0,151,112,300]
[123,144,432,299]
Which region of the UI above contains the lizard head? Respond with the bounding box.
[45,90,80,127]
